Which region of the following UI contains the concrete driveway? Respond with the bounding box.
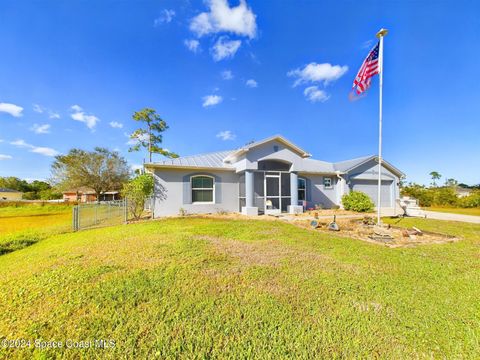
[424,211,480,224]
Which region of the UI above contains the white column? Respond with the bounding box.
[288,172,303,214]
[242,170,258,216]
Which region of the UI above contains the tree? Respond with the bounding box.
[429,171,441,187]
[128,108,178,162]
[51,148,130,201]
[121,173,154,220]
[445,178,458,187]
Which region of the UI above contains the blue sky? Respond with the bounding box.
[0,0,479,185]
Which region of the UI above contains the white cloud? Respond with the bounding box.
[0,154,12,160]
[245,79,257,88]
[211,36,241,61]
[288,62,348,87]
[30,123,51,134]
[202,95,223,107]
[33,104,44,113]
[304,86,330,103]
[131,164,144,172]
[190,0,257,39]
[49,111,60,119]
[33,104,61,119]
[154,9,175,26]
[0,103,23,117]
[184,39,201,53]
[362,39,374,49]
[221,70,234,80]
[216,130,236,140]
[70,105,99,129]
[10,139,59,157]
[109,121,123,129]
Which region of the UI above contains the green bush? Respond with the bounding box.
[342,191,374,212]
[122,174,154,220]
[459,191,480,208]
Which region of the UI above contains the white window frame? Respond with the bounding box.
[191,175,215,204]
[323,177,333,189]
[298,177,306,202]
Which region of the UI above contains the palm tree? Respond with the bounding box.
[429,171,441,187]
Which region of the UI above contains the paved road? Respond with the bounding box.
[424,211,480,224]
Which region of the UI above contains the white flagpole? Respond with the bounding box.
[376,28,388,225]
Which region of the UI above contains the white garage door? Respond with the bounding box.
[351,179,393,207]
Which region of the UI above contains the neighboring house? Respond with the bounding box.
[63,187,120,203]
[0,188,23,201]
[455,187,472,198]
[145,135,404,217]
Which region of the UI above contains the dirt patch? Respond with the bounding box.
[196,235,292,266]
[292,217,460,247]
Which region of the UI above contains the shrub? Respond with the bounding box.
[342,191,374,212]
[459,191,480,208]
[122,174,154,220]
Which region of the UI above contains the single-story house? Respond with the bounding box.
[455,187,472,198]
[63,187,120,203]
[145,135,404,217]
[0,188,23,201]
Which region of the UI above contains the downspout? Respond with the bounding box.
[335,171,345,209]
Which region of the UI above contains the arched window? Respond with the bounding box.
[298,177,306,201]
[191,175,214,203]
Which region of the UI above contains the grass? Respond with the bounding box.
[0,216,479,359]
[0,204,73,255]
[425,206,480,216]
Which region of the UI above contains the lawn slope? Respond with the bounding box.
[0,217,479,359]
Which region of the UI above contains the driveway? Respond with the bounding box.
[424,211,480,224]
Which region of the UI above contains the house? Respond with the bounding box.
[0,188,23,201]
[455,186,472,198]
[62,187,120,203]
[145,135,404,217]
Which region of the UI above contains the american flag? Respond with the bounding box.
[352,42,380,95]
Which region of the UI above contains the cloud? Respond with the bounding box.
[0,154,12,160]
[0,102,23,117]
[211,36,241,61]
[33,104,44,113]
[126,132,149,146]
[304,86,330,103]
[221,70,234,80]
[288,62,348,87]
[109,121,123,129]
[245,79,257,88]
[33,104,61,119]
[216,130,236,140]
[190,0,257,39]
[49,111,60,119]
[10,139,59,157]
[154,9,175,26]
[202,95,223,107]
[70,105,99,129]
[30,123,51,134]
[131,164,144,172]
[184,39,201,53]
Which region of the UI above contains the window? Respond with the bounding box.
[323,177,332,189]
[298,178,306,201]
[191,175,214,203]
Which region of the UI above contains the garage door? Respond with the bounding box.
[351,179,393,207]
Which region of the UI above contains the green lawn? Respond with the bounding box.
[0,217,479,358]
[0,204,73,255]
[425,206,480,216]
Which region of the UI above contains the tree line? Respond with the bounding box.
[3,108,176,216]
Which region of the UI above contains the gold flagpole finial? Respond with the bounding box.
[376,28,388,38]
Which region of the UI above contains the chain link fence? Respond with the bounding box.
[72,199,128,231]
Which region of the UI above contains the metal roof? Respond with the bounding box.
[0,188,22,193]
[151,150,236,169]
[145,136,403,176]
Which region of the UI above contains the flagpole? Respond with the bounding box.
[376,28,388,225]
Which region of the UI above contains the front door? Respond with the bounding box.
[264,173,281,215]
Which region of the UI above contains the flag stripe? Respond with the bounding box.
[352,42,380,95]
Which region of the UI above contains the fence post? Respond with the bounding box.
[72,206,79,231]
[123,197,128,224]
